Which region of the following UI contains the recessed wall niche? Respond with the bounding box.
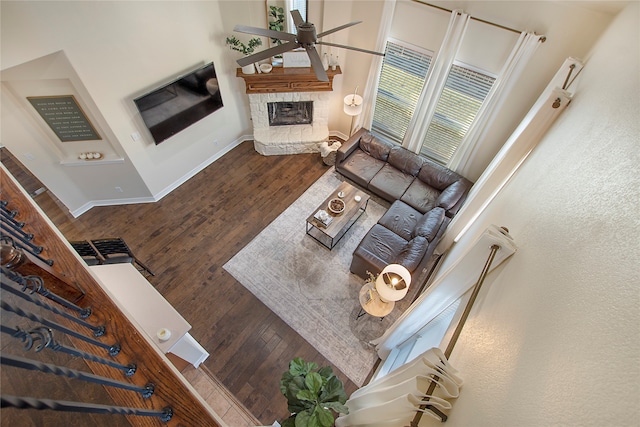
[1,51,122,166]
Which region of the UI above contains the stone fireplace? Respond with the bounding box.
[237,66,341,155]
[248,92,329,155]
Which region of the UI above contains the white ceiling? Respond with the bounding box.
[569,0,630,15]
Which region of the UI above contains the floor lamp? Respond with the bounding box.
[343,87,363,137]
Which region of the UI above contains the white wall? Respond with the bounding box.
[420,2,639,425]
[1,0,257,215]
[0,1,621,215]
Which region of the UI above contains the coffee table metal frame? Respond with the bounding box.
[305,181,370,250]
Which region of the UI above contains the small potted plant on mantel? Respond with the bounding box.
[280,357,349,427]
[225,35,262,74]
[268,5,286,66]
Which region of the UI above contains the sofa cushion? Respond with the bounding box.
[352,224,409,272]
[369,164,416,202]
[338,148,386,188]
[359,133,394,162]
[413,207,446,241]
[387,147,424,176]
[436,180,471,211]
[377,200,423,241]
[417,159,462,190]
[400,179,441,214]
[393,236,429,272]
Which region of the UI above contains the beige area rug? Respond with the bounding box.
[224,168,400,386]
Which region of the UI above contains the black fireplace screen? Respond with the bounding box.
[267,101,313,126]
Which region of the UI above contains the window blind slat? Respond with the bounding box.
[421,63,495,164]
[372,42,432,144]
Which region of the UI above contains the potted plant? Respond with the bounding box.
[268,5,286,66]
[225,35,262,74]
[280,357,349,427]
[268,5,286,39]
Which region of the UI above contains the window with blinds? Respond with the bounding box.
[372,41,432,144]
[289,0,307,33]
[420,64,495,165]
[371,40,495,166]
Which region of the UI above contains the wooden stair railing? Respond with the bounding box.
[0,165,225,426]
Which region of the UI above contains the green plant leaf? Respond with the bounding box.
[281,415,296,427]
[294,409,312,427]
[285,376,310,413]
[314,405,335,427]
[317,366,333,379]
[289,358,318,376]
[284,375,303,398]
[322,401,349,415]
[280,371,294,395]
[319,376,347,403]
[305,372,323,395]
[296,389,317,402]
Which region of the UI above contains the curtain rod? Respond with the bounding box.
[408,243,502,426]
[411,0,547,42]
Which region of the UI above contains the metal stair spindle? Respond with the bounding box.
[0,354,154,398]
[0,301,120,356]
[0,395,173,422]
[0,219,35,242]
[1,326,136,377]
[4,269,91,318]
[0,276,104,336]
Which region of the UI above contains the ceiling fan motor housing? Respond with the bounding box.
[297,22,317,46]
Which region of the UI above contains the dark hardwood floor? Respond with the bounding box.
[32,141,359,424]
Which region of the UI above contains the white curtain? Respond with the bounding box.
[439,57,582,248]
[373,225,518,359]
[404,10,470,153]
[448,32,543,175]
[335,348,462,427]
[284,0,306,33]
[356,0,397,132]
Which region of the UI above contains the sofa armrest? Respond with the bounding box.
[436,178,473,216]
[393,236,429,272]
[336,128,369,166]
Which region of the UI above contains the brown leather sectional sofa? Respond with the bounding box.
[335,128,473,279]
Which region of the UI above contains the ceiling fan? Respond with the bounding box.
[233,9,384,82]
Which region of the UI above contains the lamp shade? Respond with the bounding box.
[343,94,363,116]
[375,264,411,302]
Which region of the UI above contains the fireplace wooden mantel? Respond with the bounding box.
[236,66,341,94]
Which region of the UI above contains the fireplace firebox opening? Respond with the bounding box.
[268,101,313,126]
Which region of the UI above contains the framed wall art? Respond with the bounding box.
[27,95,102,142]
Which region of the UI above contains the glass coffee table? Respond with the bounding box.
[305,181,369,250]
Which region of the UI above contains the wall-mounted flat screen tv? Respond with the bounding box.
[134,62,223,144]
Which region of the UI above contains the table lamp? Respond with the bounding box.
[343,86,363,137]
[375,264,411,302]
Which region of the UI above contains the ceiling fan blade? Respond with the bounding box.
[290,9,304,27]
[316,41,385,57]
[237,42,298,66]
[234,24,297,42]
[316,21,362,38]
[305,46,329,82]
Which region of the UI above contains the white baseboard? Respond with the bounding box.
[71,196,156,217]
[330,130,349,141]
[70,136,248,218]
[151,136,246,202]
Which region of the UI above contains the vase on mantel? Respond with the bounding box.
[241,63,255,74]
[322,53,329,71]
